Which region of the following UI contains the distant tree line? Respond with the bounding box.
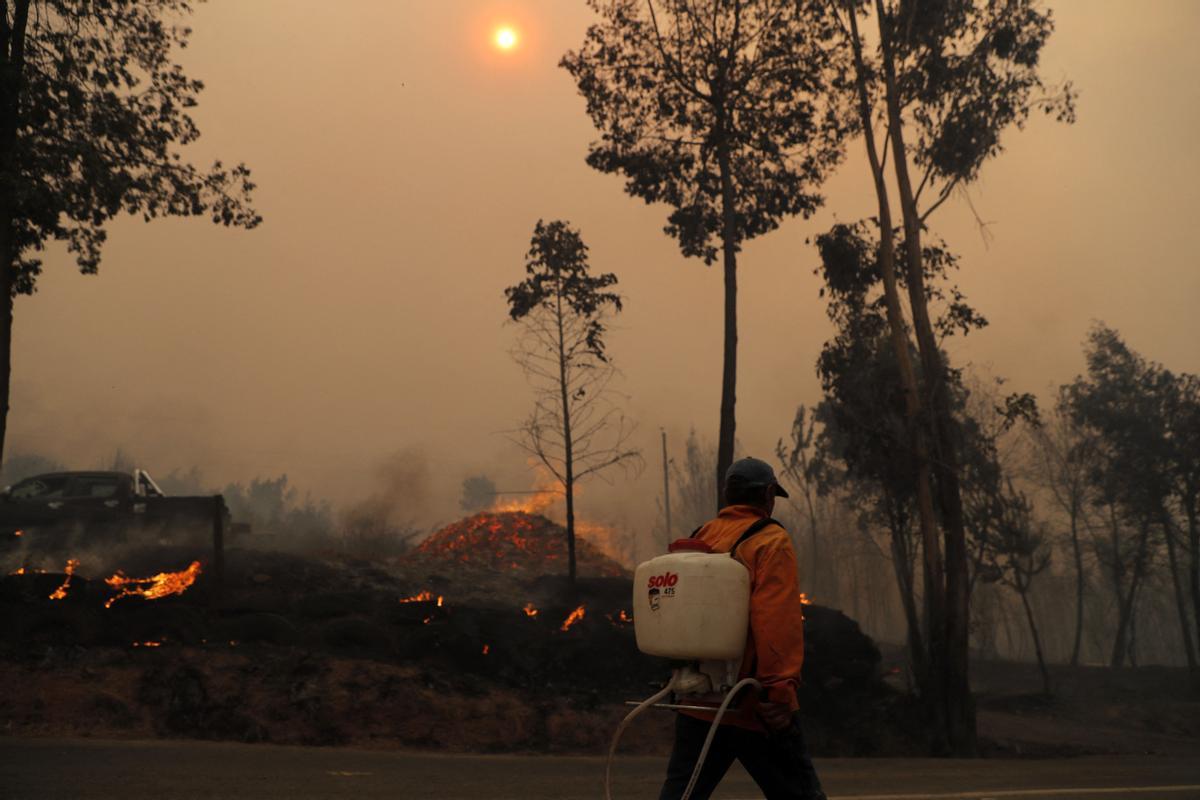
[773,324,1200,701]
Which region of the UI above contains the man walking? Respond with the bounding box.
[659,457,825,800]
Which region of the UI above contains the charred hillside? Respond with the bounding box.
[0,511,904,755]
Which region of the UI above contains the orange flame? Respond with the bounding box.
[618,609,632,623]
[104,561,201,609]
[482,644,490,655]
[560,604,586,632]
[522,602,538,618]
[133,641,163,648]
[574,519,633,567]
[48,559,79,600]
[13,529,22,537]
[799,592,812,605]
[399,590,443,605]
[491,487,559,515]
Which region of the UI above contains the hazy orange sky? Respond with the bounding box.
[10,1,1199,534]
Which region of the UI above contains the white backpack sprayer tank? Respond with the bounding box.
[606,535,768,800]
[633,537,749,661]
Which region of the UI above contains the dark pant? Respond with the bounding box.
[658,712,827,800]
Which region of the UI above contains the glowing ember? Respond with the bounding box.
[560,604,586,632]
[133,641,163,648]
[48,559,79,600]
[617,609,632,623]
[13,529,22,537]
[799,592,812,605]
[489,474,630,566]
[104,561,201,609]
[399,590,443,605]
[482,644,490,655]
[9,566,46,576]
[412,511,626,578]
[522,602,538,618]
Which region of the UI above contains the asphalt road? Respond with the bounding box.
[1,737,1198,800]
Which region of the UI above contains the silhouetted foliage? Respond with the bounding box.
[0,1,261,462]
[562,0,847,508]
[976,478,1054,694]
[1063,324,1199,675]
[883,0,1076,212]
[506,220,622,359]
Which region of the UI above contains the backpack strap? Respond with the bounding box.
[730,516,783,559]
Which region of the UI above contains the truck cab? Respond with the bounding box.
[1,469,233,550]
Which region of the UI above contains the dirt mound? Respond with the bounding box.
[409,511,627,580]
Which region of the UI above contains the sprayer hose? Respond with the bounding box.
[604,674,677,800]
[604,673,762,800]
[679,677,761,800]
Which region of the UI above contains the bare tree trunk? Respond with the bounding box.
[1111,518,1150,668]
[710,131,739,515]
[1187,498,1200,677]
[1128,577,1141,668]
[1017,583,1052,695]
[798,473,821,595]
[998,592,1018,658]
[1161,511,1198,672]
[844,5,944,734]
[1069,504,1086,666]
[1108,533,1129,668]
[715,132,738,513]
[0,0,31,469]
[661,430,672,545]
[889,513,928,685]
[873,0,973,755]
[555,286,577,587]
[848,536,862,622]
[0,214,13,466]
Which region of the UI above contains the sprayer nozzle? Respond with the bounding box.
[673,665,713,695]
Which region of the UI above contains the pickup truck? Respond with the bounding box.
[0,469,237,551]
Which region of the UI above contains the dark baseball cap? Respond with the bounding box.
[724,457,789,499]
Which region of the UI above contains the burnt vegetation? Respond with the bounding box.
[0,505,892,755]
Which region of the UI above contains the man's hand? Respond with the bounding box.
[756,699,793,734]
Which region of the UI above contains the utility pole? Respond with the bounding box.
[661,429,672,544]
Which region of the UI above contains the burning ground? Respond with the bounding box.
[0,509,910,754]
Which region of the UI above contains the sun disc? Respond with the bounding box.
[495,26,517,50]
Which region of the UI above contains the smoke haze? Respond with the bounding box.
[9,0,1199,533]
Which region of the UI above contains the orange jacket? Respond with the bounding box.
[682,504,806,731]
